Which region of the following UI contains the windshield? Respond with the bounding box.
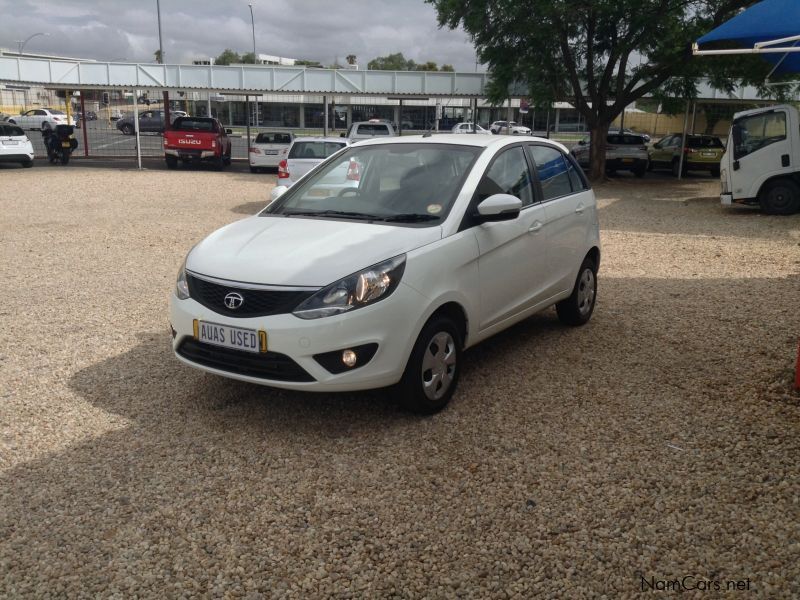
[265,143,482,225]
[288,141,346,159]
[172,117,215,131]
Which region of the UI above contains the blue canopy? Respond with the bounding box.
[696,0,800,75]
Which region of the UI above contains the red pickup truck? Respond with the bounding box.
[163,116,232,169]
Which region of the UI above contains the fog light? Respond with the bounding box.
[342,349,357,367]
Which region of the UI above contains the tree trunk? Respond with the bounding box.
[589,122,609,182]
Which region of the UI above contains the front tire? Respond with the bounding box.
[556,257,597,326]
[41,122,51,132]
[395,315,462,414]
[760,179,800,215]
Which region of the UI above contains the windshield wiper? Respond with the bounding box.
[281,209,378,220]
[378,213,440,222]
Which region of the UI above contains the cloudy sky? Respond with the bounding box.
[0,0,480,70]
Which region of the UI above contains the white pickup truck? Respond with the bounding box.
[721,104,800,214]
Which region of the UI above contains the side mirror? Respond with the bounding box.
[270,185,289,202]
[225,128,233,134]
[476,193,522,223]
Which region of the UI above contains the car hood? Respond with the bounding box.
[187,215,442,287]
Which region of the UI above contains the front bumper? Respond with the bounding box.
[170,282,429,392]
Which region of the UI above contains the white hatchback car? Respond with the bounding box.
[452,122,491,135]
[171,135,599,413]
[272,137,350,198]
[249,131,294,172]
[0,123,34,167]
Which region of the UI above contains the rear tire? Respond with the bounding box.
[165,156,178,169]
[22,160,33,168]
[41,122,51,132]
[634,167,646,178]
[249,166,259,173]
[760,179,800,215]
[213,155,224,171]
[395,315,462,414]
[121,124,134,135]
[60,151,70,165]
[223,153,232,166]
[556,257,597,326]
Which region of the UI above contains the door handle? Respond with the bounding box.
[575,204,585,214]
[528,221,543,233]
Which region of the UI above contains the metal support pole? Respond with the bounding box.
[206,94,211,118]
[690,101,697,134]
[245,94,251,160]
[323,95,328,137]
[133,89,142,169]
[398,98,403,135]
[64,89,72,125]
[472,98,477,133]
[156,0,165,64]
[162,90,170,129]
[80,91,88,157]
[545,109,551,139]
[677,100,690,181]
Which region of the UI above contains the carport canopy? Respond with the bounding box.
[694,0,800,75]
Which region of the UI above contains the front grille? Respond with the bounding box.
[187,273,315,318]
[178,338,315,382]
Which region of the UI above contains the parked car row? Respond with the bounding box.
[569,131,725,177]
[7,108,75,130]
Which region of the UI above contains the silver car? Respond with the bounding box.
[571,132,649,177]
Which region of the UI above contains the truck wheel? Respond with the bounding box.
[710,167,720,178]
[121,124,134,135]
[213,155,225,171]
[760,179,800,215]
[223,153,232,166]
[165,156,178,169]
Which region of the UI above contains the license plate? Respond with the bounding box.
[61,141,71,148]
[193,320,266,354]
[621,158,634,163]
[2,140,19,145]
[264,150,279,155]
[702,152,716,157]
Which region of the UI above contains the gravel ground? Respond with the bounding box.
[1,164,799,598]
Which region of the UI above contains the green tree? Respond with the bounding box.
[368,52,414,70]
[153,49,162,63]
[441,64,455,72]
[415,61,440,72]
[214,49,241,66]
[241,52,257,64]
[296,59,324,68]
[427,0,774,180]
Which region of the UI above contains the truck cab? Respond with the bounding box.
[721,104,800,214]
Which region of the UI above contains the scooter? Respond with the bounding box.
[42,124,78,165]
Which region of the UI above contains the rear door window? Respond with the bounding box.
[1,125,25,137]
[172,118,216,131]
[529,145,574,200]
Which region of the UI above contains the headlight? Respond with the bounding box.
[293,255,406,319]
[175,259,190,300]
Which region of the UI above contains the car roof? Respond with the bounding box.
[348,133,569,153]
[290,137,348,143]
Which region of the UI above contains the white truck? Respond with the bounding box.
[721,104,800,214]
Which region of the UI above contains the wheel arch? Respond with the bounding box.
[585,246,601,270]
[427,301,469,349]
[756,173,800,199]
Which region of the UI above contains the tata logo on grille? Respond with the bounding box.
[224,292,244,310]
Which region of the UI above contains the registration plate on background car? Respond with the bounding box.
[2,140,18,145]
[702,152,716,157]
[193,320,266,353]
[264,150,278,155]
